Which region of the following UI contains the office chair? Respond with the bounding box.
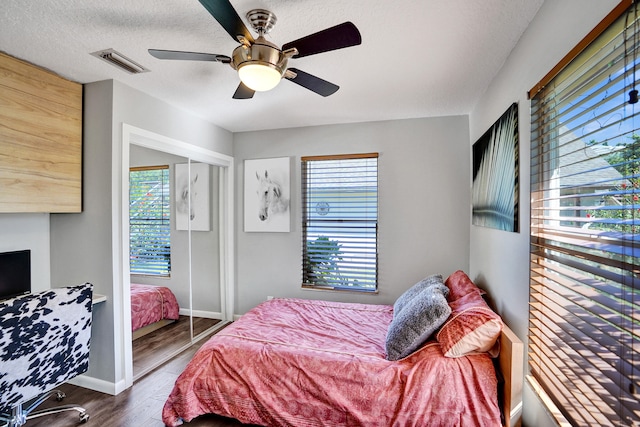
[0,283,93,427]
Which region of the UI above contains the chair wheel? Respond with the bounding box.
[79,412,90,423]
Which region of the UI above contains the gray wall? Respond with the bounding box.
[467,1,619,425]
[51,80,115,381]
[233,116,471,314]
[50,79,232,387]
[0,214,51,293]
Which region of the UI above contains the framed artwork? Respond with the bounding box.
[244,157,290,232]
[175,162,210,231]
[472,102,519,232]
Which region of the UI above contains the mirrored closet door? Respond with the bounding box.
[128,148,224,380]
[188,162,223,340]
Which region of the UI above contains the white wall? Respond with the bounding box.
[233,116,471,314]
[467,1,619,425]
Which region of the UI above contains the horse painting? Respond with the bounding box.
[244,157,290,232]
[256,170,289,222]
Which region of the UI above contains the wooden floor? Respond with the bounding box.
[133,316,220,379]
[15,320,253,427]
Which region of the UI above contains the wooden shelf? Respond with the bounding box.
[92,294,107,305]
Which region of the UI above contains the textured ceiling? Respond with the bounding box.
[0,0,544,133]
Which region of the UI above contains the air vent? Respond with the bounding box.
[90,49,149,74]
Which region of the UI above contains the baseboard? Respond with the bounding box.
[192,309,222,319]
[67,374,127,396]
[177,308,222,319]
[132,319,175,340]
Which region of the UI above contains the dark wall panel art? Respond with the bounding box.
[472,103,519,232]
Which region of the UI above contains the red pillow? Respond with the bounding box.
[444,270,483,301]
[436,290,503,358]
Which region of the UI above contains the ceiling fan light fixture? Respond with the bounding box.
[232,38,286,92]
[149,4,361,99]
[238,63,282,91]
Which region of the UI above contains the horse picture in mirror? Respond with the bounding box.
[178,172,198,221]
[175,162,210,231]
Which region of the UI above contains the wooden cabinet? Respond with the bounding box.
[0,52,82,212]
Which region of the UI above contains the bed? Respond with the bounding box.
[130,283,180,339]
[162,271,523,426]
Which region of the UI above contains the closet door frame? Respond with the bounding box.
[117,124,234,391]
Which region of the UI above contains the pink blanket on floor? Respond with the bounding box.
[130,283,179,332]
[162,298,500,426]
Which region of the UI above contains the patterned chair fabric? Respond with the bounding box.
[0,283,93,418]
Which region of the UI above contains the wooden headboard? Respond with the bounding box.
[498,325,524,427]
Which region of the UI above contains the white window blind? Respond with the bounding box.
[301,153,378,291]
[129,166,171,276]
[529,3,639,425]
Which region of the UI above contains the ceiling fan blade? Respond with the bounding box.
[148,49,230,63]
[286,68,339,97]
[198,0,254,44]
[282,22,361,58]
[233,82,255,99]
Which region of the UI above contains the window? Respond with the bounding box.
[529,2,639,425]
[129,166,171,276]
[301,153,378,291]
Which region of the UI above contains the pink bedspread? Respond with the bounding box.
[162,298,500,426]
[130,283,180,332]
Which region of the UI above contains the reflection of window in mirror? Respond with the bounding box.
[129,165,171,276]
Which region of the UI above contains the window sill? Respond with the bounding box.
[526,375,572,427]
[301,284,379,295]
[130,273,171,279]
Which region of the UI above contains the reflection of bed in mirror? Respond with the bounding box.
[130,283,180,340]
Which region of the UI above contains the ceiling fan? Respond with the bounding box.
[149,0,362,100]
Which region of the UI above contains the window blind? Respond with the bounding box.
[301,153,378,291]
[529,3,639,425]
[129,166,171,276]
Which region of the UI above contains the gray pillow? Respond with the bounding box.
[385,282,451,361]
[393,274,444,318]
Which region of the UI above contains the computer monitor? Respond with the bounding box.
[0,249,31,301]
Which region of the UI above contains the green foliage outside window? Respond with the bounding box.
[587,135,640,234]
[304,236,343,286]
[130,167,171,275]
